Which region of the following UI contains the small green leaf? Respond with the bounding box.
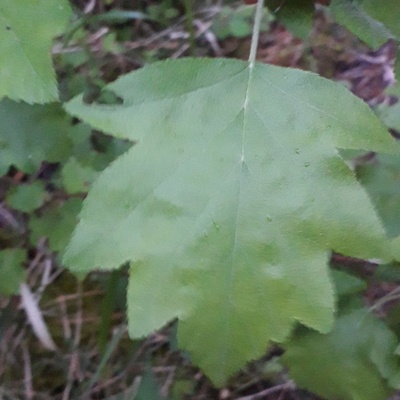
[331,269,366,296]
[0,0,72,103]
[0,100,73,175]
[64,58,394,385]
[212,5,272,40]
[229,14,252,38]
[30,198,82,254]
[6,182,46,213]
[360,0,400,38]
[170,380,194,400]
[357,152,400,238]
[374,262,400,282]
[268,0,314,39]
[0,248,25,295]
[283,309,400,400]
[62,157,98,194]
[330,0,399,49]
[378,102,400,132]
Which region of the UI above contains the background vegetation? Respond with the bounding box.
[1,1,400,399]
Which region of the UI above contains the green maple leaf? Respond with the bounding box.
[283,309,400,400]
[0,99,73,175]
[0,0,71,103]
[64,58,394,385]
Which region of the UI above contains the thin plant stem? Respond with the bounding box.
[236,381,296,400]
[369,286,400,312]
[248,0,265,68]
[184,0,196,56]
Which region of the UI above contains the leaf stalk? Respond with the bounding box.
[248,0,265,68]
